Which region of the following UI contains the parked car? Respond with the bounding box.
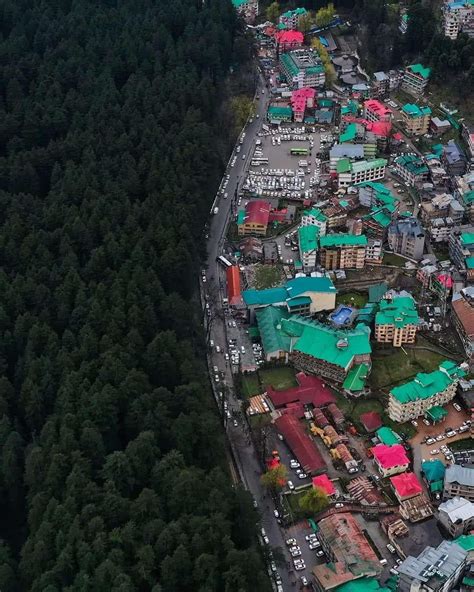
[453,402,462,412]
[286,538,297,547]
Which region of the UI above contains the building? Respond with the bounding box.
[422,459,446,500]
[319,234,368,270]
[376,426,402,445]
[438,497,474,537]
[239,237,263,262]
[274,29,304,53]
[444,465,474,503]
[279,49,325,89]
[231,0,259,22]
[329,144,365,174]
[365,238,384,264]
[372,71,390,99]
[364,99,392,123]
[400,11,410,34]
[372,444,410,477]
[275,413,326,475]
[451,288,474,370]
[391,472,423,502]
[243,276,337,321]
[267,371,336,415]
[290,87,316,122]
[443,0,474,40]
[267,104,292,124]
[299,225,319,272]
[401,103,432,136]
[226,266,243,306]
[401,63,431,96]
[337,159,387,188]
[449,227,474,271]
[388,360,466,422]
[443,140,468,176]
[279,7,307,30]
[431,117,452,136]
[237,200,270,236]
[397,539,467,592]
[388,217,425,261]
[393,154,429,187]
[301,207,327,236]
[375,295,419,347]
[461,122,474,162]
[312,513,382,591]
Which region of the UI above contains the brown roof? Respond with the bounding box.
[452,297,474,337]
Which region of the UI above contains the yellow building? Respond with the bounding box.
[401,103,431,136]
[319,234,367,270]
[374,296,419,347]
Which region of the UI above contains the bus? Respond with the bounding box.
[290,147,309,156]
[217,255,232,268]
[251,157,269,164]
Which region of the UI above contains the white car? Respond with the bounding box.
[316,550,324,557]
[286,538,297,547]
[305,534,317,541]
[453,402,462,412]
[290,460,300,469]
[288,480,295,490]
[297,473,307,479]
[309,541,320,550]
[273,509,279,518]
[294,562,306,571]
[430,449,439,455]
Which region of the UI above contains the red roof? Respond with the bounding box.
[390,472,422,499]
[275,29,304,46]
[291,87,316,114]
[342,115,392,137]
[312,474,336,496]
[360,411,382,432]
[372,444,409,469]
[267,372,336,411]
[226,266,243,306]
[275,414,326,474]
[436,273,453,289]
[244,200,270,226]
[364,99,392,119]
[393,132,403,141]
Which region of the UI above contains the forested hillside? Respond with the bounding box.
[0,0,270,590]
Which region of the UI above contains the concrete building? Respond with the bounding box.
[401,63,431,96]
[329,144,365,174]
[438,497,474,537]
[372,71,390,99]
[279,49,325,89]
[319,234,368,270]
[388,360,466,422]
[451,288,474,370]
[393,154,430,187]
[274,29,304,53]
[231,0,259,22]
[298,225,319,272]
[443,140,468,176]
[397,539,467,592]
[279,7,307,30]
[372,443,410,477]
[364,99,392,123]
[290,87,315,122]
[391,472,423,502]
[375,295,419,347]
[443,0,474,39]
[388,217,425,261]
[444,465,474,503]
[237,200,270,236]
[449,226,474,271]
[336,158,387,188]
[401,103,432,136]
[365,238,384,264]
[300,207,327,236]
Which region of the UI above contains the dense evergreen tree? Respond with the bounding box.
[0,0,270,590]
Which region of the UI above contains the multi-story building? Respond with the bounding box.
[390,472,423,502]
[401,63,431,96]
[329,144,365,174]
[372,71,390,99]
[365,238,384,264]
[429,217,457,243]
[444,465,474,502]
[451,287,474,370]
[438,497,474,537]
[388,217,425,261]
[336,158,387,188]
[443,140,468,176]
[388,360,466,422]
[279,49,325,89]
[231,0,259,22]
[449,226,474,270]
[372,444,410,477]
[298,225,319,272]
[237,200,270,236]
[375,295,419,347]
[267,104,293,124]
[443,0,474,40]
[393,154,429,187]
[401,103,432,136]
[300,207,327,236]
[364,99,392,123]
[279,7,307,30]
[421,194,455,224]
[319,234,368,270]
[290,87,315,122]
[397,539,467,592]
[461,122,474,162]
[274,29,304,53]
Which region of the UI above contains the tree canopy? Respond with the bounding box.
[0,0,270,590]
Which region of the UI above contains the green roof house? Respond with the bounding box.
[375,296,419,347]
[402,63,431,96]
[376,426,402,446]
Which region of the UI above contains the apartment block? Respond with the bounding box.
[364,99,392,123]
[393,154,429,187]
[449,226,474,270]
[231,0,259,22]
[451,287,474,370]
[279,7,307,30]
[388,217,425,261]
[337,158,387,188]
[298,225,319,272]
[300,207,327,236]
[372,71,390,99]
[401,103,432,136]
[443,0,474,39]
[388,360,466,422]
[444,465,474,503]
[438,497,474,537]
[375,296,419,347]
[319,234,368,270]
[401,63,431,96]
[365,238,384,264]
[279,49,325,89]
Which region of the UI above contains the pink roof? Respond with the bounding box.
[312,474,336,496]
[342,115,392,137]
[275,30,304,45]
[364,99,392,118]
[393,132,403,141]
[436,273,453,288]
[390,472,422,499]
[275,414,326,474]
[266,372,336,410]
[372,444,409,469]
[244,200,270,226]
[291,87,316,114]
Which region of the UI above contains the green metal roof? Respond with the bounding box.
[333,576,392,592]
[281,7,307,18]
[242,276,336,306]
[243,287,288,306]
[465,256,474,269]
[320,234,368,248]
[255,306,291,354]
[369,282,388,303]
[366,207,392,228]
[390,361,466,404]
[231,0,247,6]
[455,534,474,552]
[339,123,357,143]
[402,103,432,118]
[302,208,327,223]
[280,53,299,77]
[343,363,369,391]
[375,296,419,328]
[376,426,401,446]
[336,158,351,173]
[351,159,387,173]
[298,225,319,253]
[395,154,428,175]
[421,459,445,482]
[460,232,474,246]
[426,405,448,422]
[237,210,245,225]
[307,65,324,75]
[267,105,292,119]
[463,190,474,204]
[407,63,431,79]
[430,479,443,492]
[287,296,311,307]
[357,302,378,325]
[341,100,359,116]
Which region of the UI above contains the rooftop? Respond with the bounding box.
[255,306,291,354]
[364,99,392,118]
[312,474,337,496]
[375,296,419,328]
[343,363,369,392]
[319,233,368,248]
[239,199,271,227]
[406,63,431,80]
[274,413,326,474]
[402,103,432,118]
[390,361,466,404]
[266,371,336,411]
[421,459,446,483]
[376,426,401,446]
[439,496,474,523]
[298,225,319,253]
[336,158,387,175]
[390,472,423,498]
[243,276,337,306]
[302,207,327,222]
[445,464,474,488]
[372,444,409,469]
[339,122,358,142]
[395,153,429,176]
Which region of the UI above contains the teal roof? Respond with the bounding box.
[390,361,466,404]
[287,296,311,307]
[281,7,307,18]
[426,405,448,422]
[369,282,388,303]
[243,287,288,306]
[407,63,431,80]
[357,302,378,325]
[463,190,474,204]
[242,276,336,306]
[302,208,327,223]
[343,363,369,391]
[334,576,392,592]
[231,0,247,6]
[341,101,359,116]
[461,232,474,246]
[402,103,432,118]
[465,256,474,269]
[255,307,291,354]
[365,207,392,228]
[320,234,368,248]
[421,459,446,482]
[375,296,419,328]
[237,210,245,225]
[267,105,292,119]
[376,426,401,446]
[298,225,319,253]
[336,158,351,173]
[395,154,429,176]
[339,123,357,143]
[455,534,474,552]
[337,158,387,175]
